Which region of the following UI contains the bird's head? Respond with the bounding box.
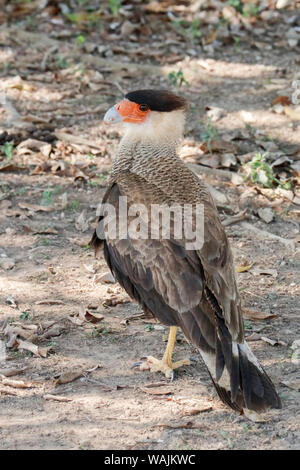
[104,89,187,143]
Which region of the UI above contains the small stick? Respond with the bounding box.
[222,209,248,227]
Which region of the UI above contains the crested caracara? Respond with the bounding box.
[91,89,281,413]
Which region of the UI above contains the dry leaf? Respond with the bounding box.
[243,409,268,422]
[272,96,291,106]
[261,336,287,347]
[281,380,300,391]
[0,376,33,389]
[39,325,64,340]
[183,407,213,416]
[19,202,54,212]
[235,261,254,273]
[250,267,278,277]
[75,210,89,232]
[5,325,36,342]
[44,394,73,402]
[243,309,278,321]
[155,420,202,429]
[60,192,68,209]
[284,106,300,120]
[68,315,84,326]
[35,299,64,305]
[94,272,116,284]
[0,367,27,377]
[0,164,25,172]
[68,237,90,247]
[17,139,52,158]
[78,304,103,323]
[17,339,49,357]
[55,132,103,150]
[55,370,83,385]
[140,386,173,396]
[33,228,58,235]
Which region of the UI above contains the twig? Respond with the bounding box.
[222,209,248,227]
[54,131,103,150]
[41,45,58,71]
[113,81,126,95]
[44,394,73,402]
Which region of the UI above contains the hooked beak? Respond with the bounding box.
[103,105,123,125]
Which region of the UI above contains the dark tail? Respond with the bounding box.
[200,318,282,412]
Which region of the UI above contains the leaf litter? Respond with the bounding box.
[0,0,299,450]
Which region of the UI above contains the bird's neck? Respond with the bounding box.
[113,137,177,173]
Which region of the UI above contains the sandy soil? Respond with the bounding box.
[0,1,299,450]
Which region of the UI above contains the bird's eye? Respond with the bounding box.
[139,104,149,112]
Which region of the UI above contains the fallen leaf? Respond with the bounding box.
[55,131,103,150]
[281,380,300,391]
[17,339,49,357]
[0,367,27,377]
[183,407,213,416]
[0,164,26,172]
[272,96,291,106]
[35,299,64,305]
[94,272,116,284]
[55,370,83,385]
[33,228,58,235]
[39,325,65,340]
[235,261,254,273]
[261,336,287,346]
[0,376,33,389]
[59,192,68,209]
[19,202,54,212]
[250,267,278,277]
[140,386,173,396]
[284,106,300,120]
[78,305,104,324]
[75,210,89,232]
[243,309,278,321]
[243,409,268,422]
[155,420,204,429]
[17,139,52,158]
[44,394,73,402]
[67,315,84,326]
[68,237,90,247]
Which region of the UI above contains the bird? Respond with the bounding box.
[91,89,281,413]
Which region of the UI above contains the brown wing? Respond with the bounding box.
[91,172,281,412]
[109,164,244,342]
[197,197,244,343]
[94,181,218,356]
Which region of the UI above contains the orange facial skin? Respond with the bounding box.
[115,99,150,123]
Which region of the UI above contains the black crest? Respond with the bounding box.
[125,89,187,112]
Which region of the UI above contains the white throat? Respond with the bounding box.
[121,109,185,146]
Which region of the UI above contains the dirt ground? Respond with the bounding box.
[0,1,299,450]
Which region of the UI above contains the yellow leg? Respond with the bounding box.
[138,326,191,379]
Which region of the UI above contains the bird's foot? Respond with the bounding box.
[132,356,192,380]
